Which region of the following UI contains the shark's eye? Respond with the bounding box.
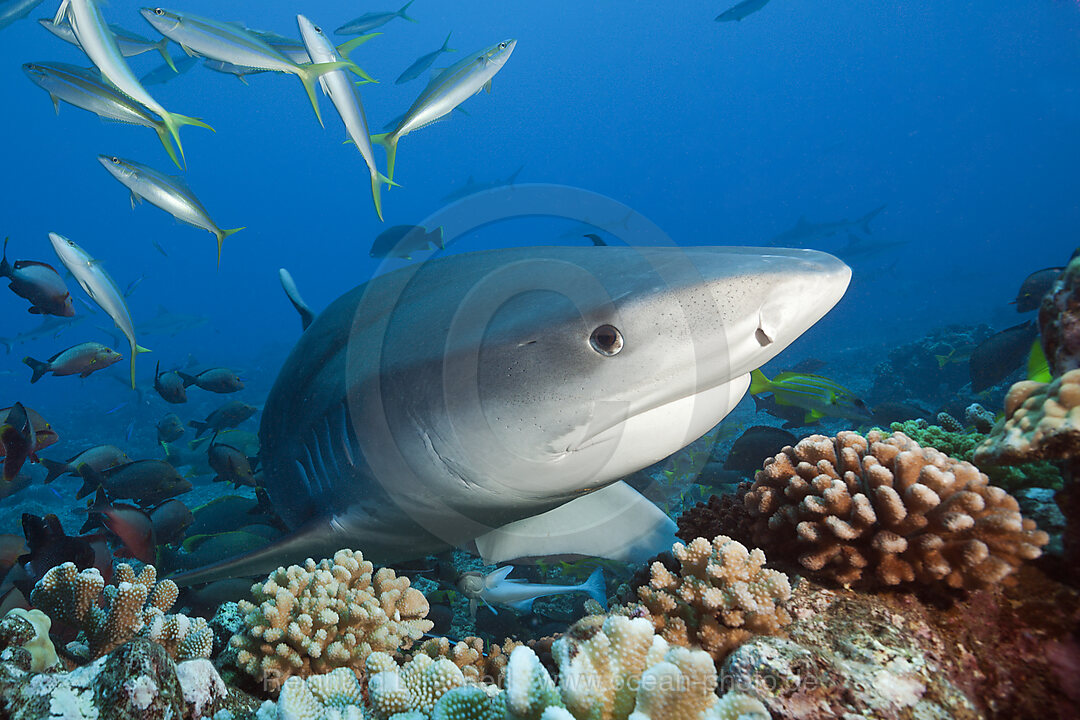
[590,324,623,356]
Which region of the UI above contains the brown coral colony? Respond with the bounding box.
[743,430,1048,589]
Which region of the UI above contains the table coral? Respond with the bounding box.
[745,430,1048,588]
[636,536,791,663]
[232,549,432,692]
[29,561,212,660]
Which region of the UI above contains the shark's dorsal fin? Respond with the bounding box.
[473,481,677,565]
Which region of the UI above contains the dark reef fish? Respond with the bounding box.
[189,401,257,438]
[722,425,798,475]
[1012,267,1064,313]
[869,401,931,427]
[82,488,156,564]
[0,403,35,482]
[207,441,256,487]
[969,321,1039,392]
[154,362,188,404]
[178,367,244,393]
[76,460,192,506]
[42,444,130,484]
[170,245,851,585]
[156,413,185,444]
[1,237,74,317]
[149,499,193,546]
[12,513,111,597]
[369,224,444,260]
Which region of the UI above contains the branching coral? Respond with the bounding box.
[745,430,1048,588]
[231,549,432,691]
[29,561,211,660]
[366,651,466,719]
[635,536,791,663]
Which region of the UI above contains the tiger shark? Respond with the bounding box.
[172,245,850,584]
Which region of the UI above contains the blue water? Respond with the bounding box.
[1,1,1079,545]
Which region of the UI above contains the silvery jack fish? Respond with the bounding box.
[172,244,851,584]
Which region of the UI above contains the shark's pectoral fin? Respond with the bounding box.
[474,481,676,565]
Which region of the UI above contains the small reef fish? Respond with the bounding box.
[969,321,1039,392]
[715,0,772,23]
[23,341,122,383]
[0,315,84,354]
[1012,267,1064,313]
[42,444,130,484]
[84,488,156,563]
[370,225,444,260]
[1,238,74,317]
[296,15,391,221]
[189,400,257,438]
[373,39,517,180]
[457,566,607,618]
[396,32,456,85]
[335,1,416,35]
[140,7,374,127]
[208,441,256,487]
[76,459,192,506]
[0,0,42,32]
[178,367,244,393]
[49,233,148,388]
[39,16,174,68]
[722,425,798,475]
[54,0,210,166]
[140,53,197,86]
[98,155,244,265]
[1027,340,1052,384]
[21,62,192,169]
[157,413,185,443]
[0,405,57,457]
[154,362,188,404]
[149,498,193,546]
[749,368,871,424]
[0,403,35,482]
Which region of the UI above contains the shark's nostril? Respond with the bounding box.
[755,327,773,346]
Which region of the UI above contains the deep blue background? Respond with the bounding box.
[1,0,1079,467]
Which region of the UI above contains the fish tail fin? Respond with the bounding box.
[157,39,176,71]
[214,227,245,267]
[153,124,183,170]
[130,344,150,389]
[160,112,215,170]
[399,0,418,21]
[581,567,607,610]
[52,0,70,25]
[41,458,69,484]
[75,464,104,500]
[370,132,399,182]
[188,420,209,437]
[430,226,445,250]
[442,31,456,52]
[177,371,197,388]
[749,368,771,395]
[0,237,10,278]
[336,33,380,57]
[0,339,11,355]
[860,204,886,234]
[370,172,397,222]
[22,356,49,384]
[297,66,327,127]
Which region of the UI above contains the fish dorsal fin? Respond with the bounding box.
[485,565,516,588]
[474,481,676,565]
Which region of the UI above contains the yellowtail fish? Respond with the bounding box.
[335,1,416,35]
[140,7,375,127]
[38,17,175,70]
[53,0,210,166]
[97,155,243,265]
[297,15,391,220]
[372,38,516,180]
[22,61,190,169]
[48,232,148,387]
[396,32,456,85]
[749,368,870,424]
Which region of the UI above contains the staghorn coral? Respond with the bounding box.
[232,549,433,692]
[636,536,791,663]
[745,430,1048,588]
[29,561,210,660]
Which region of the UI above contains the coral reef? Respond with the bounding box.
[231,548,433,691]
[1038,253,1080,376]
[1,608,59,671]
[366,651,469,718]
[744,430,1048,588]
[964,403,995,434]
[868,324,993,405]
[636,536,791,663]
[675,487,754,547]
[29,561,212,660]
